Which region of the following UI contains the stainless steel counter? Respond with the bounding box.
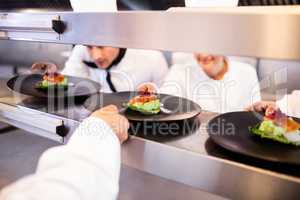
[1,79,300,199]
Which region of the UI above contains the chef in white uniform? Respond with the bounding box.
[63,45,168,92]
[0,105,129,200]
[158,53,261,113]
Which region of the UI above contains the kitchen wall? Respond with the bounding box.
[0,40,72,69]
[258,59,300,100]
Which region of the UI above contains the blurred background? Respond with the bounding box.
[0,0,299,100]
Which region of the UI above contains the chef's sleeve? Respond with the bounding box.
[0,117,121,200]
[159,64,186,97]
[242,61,261,108]
[277,90,300,118]
[61,45,90,79]
[151,52,169,87]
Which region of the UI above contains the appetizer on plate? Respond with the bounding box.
[31,62,68,90]
[36,72,68,90]
[124,89,160,115]
[250,109,300,146]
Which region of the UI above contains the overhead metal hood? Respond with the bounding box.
[1,6,300,60]
[0,0,185,11]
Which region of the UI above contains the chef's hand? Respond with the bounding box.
[31,62,58,74]
[245,101,279,116]
[91,105,129,144]
[194,53,228,80]
[137,82,158,94]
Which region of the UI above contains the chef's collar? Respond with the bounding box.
[83,48,127,71]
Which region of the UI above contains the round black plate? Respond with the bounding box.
[7,74,101,98]
[208,111,300,165]
[84,91,201,121]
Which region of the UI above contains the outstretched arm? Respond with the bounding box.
[0,105,129,200]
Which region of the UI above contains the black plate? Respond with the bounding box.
[84,91,201,121]
[7,74,101,98]
[208,111,300,165]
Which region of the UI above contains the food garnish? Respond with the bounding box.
[36,72,68,90]
[250,108,300,146]
[124,89,160,115]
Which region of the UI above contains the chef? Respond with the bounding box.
[246,90,300,118]
[62,45,168,92]
[0,105,129,200]
[140,53,261,113]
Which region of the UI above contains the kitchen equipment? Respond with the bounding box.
[1,7,300,59]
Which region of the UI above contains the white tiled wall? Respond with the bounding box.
[258,59,300,100]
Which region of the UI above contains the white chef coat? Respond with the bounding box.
[70,0,117,12]
[62,45,168,93]
[0,117,120,200]
[160,57,261,113]
[185,0,238,7]
[277,90,300,118]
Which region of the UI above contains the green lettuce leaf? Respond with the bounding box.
[250,122,300,146]
[125,99,160,115]
[36,77,68,90]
